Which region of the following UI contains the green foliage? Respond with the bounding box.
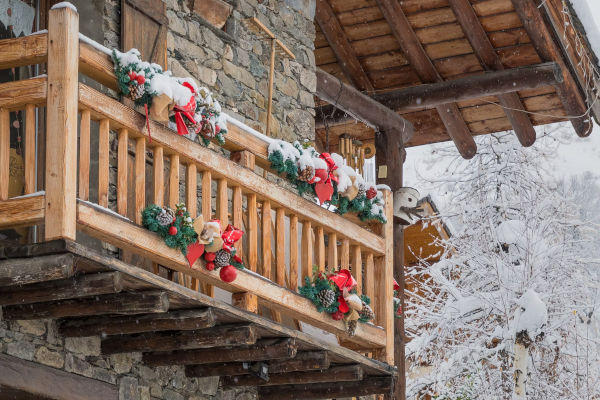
[111,50,156,107]
[299,272,340,314]
[141,204,197,255]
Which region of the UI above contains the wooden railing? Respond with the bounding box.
[0,7,394,363]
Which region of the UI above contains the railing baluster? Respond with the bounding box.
[201,171,213,296]
[24,104,36,195]
[328,232,338,269]
[77,109,90,200]
[364,252,375,311]
[134,138,145,225]
[289,215,299,291]
[169,154,179,208]
[217,178,228,228]
[262,200,272,279]
[186,163,199,291]
[232,186,243,259]
[316,226,325,272]
[301,221,313,281]
[276,208,285,286]
[0,109,9,200]
[352,245,362,294]
[98,119,110,208]
[117,128,128,216]
[340,238,350,270]
[153,146,164,206]
[247,194,258,272]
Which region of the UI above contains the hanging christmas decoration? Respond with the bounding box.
[141,203,198,256]
[199,223,245,283]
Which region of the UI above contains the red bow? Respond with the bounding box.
[319,153,339,184]
[221,224,244,252]
[328,269,357,291]
[394,279,400,291]
[174,83,197,136]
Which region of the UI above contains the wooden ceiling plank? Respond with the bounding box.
[449,0,537,146]
[315,0,374,92]
[511,0,592,137]
[375,0,477,158]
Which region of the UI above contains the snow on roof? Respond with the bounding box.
[570,0,600,67]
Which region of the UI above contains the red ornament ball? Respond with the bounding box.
[136,75,145,85]
[331,311,344,321]
[168,226,178,235]
[366,187,377,200]
[128,71,137,80]
[205,262,215,271]
[219,265,237,283]
[204,252,216,262]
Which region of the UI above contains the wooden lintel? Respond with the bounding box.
[0,353,118,400]
[315,0,373,92]
[222,365,363,387]
[0,271,123,306]
[59,308,216,337]
[0,253,74,287]
[185,351,330,378]
[101,324,257,354]
[256,376,394,400]
[316,63,562,125]
[511,0,592,137]
[143,338,297,367]
[2,291,169,320]
[316,68,413,143]
[449,0,537,147]
[375,0,476,159]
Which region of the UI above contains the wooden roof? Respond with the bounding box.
[314,0,599,158]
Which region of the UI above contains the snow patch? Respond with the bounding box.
[515,289,547,337]
[79,33,111,55]
[50,2,77,12]
[12,190,45,199]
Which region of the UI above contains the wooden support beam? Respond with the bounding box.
[232,292,259,313]
[185,351,330,377]
[44,6,79,240]
[222,365,363,387]
[375,0,476,159]
[0,271,123,306]
[257,376,394,400]
[314,0,373,92]
[59,308,216,337]
[101,324,257,354]
[143,338,297,367]
[0,253,74,287]
[0,353,118,400]
[0,194,45,229]
[448,0,537,147]
[316,63,562,125]
[316,68,413,144]
[2,291,169,320]
[511,0,592,137]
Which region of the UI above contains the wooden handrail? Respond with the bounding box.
[0,33,47,70]
[0,78,48,111]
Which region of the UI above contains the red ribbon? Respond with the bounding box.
[394,279,400,291]
[328,269,357,291]
[173,83,198,136]
[221,224,244,252]
[319,152,339,184]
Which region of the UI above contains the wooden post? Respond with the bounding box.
[117,129,128,216]
[44,6,79,241]
[376,190,394,365]
[289,215,299,291]
[0,108,9,200]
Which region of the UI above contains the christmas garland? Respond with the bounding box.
[268,140,387,223]
[142,203,197,254]
[112,49,227,145]
[299,268,375,335]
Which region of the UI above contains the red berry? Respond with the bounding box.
[331,311,344,321]
[204,252,216,262]
[233,254,242,263]
[215,125,221,134]
[205,262,215,271]
[366,187,377,200]
[136,75,145,85]
[168,226,178,235]
[219,265,237,283]
[128,71,137,80]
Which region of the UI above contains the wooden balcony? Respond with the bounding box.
[0,7,396,396]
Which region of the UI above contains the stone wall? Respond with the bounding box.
[0,312,255,400]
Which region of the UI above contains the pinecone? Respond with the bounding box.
[359,302,375,321]
[128,82,145,101]
[214,249,231,268]
[157,208,175,226]
[316,289,336,308]
[366,187,377,200]
[357,184,367,199]
[297,165,314,182]
[347,320,358,336]
[200,120,215,138]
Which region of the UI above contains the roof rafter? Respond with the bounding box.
[511,0,592,137]
[449,0,537,147]
[314,0,374,93]
[375,0,476,159]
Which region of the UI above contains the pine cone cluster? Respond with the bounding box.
[366,187,377,200]
[357,184,367,199]
[316,289,336,308]
[214,249,231,268]
[359,302,375,321]
[128,82,145,101]
[347,320,358,336]
[156,208,175,226]
[297,166,314,182]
